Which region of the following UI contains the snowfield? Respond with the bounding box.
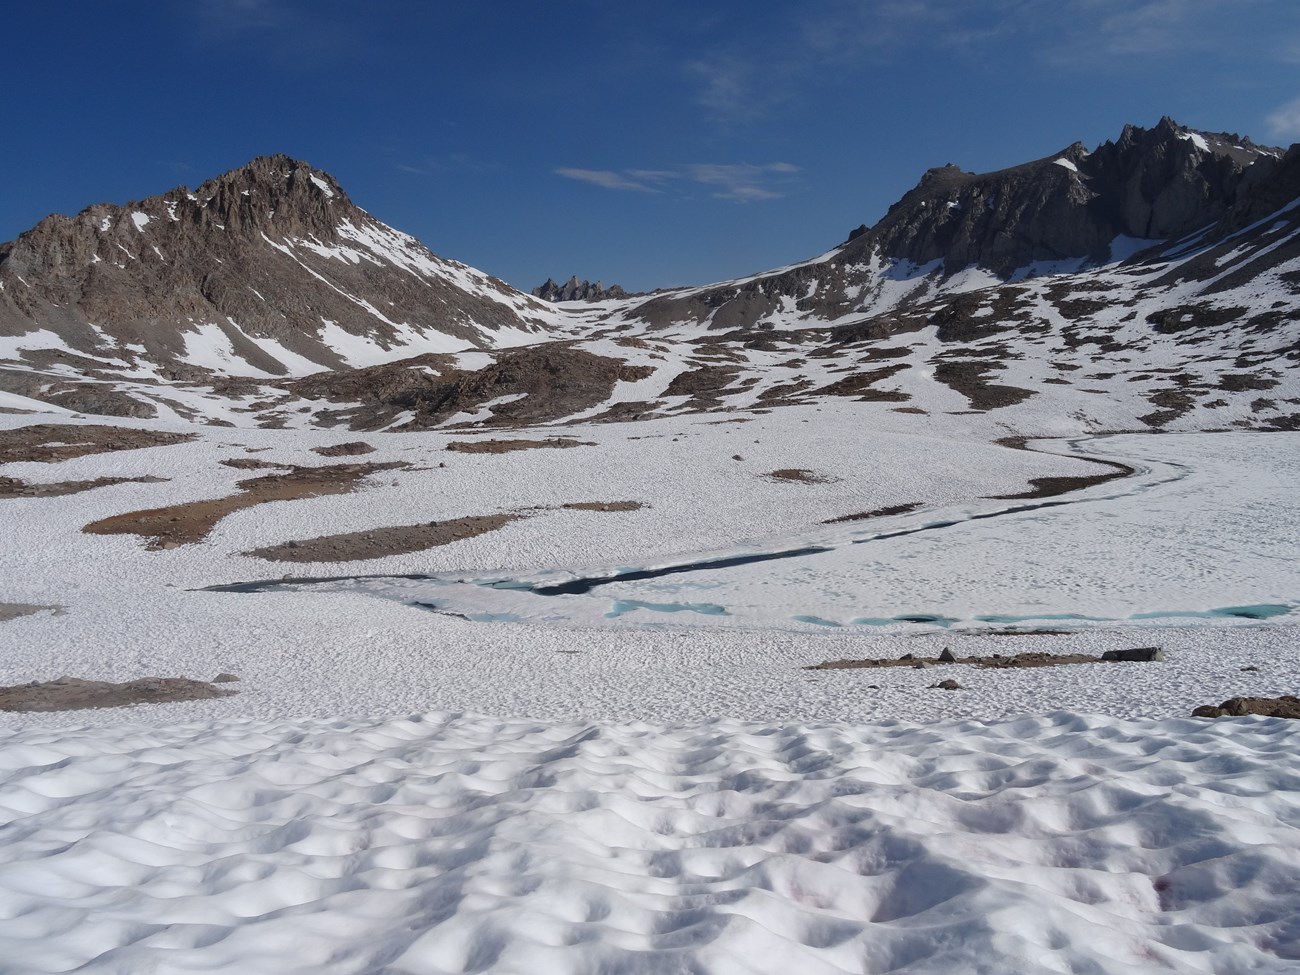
[1,406,1298,971]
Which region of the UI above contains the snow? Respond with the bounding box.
[1052,157,1079,172]
[0,328,77,361]
[1,710,1297,974]
[0,390,76,414]
[1179,131,1211,152]
[130,210,150,231]
[309,173,335,198]
[179,322,266,375]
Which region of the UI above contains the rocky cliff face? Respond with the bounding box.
[860,117,1278,275]
[0,154,559,377]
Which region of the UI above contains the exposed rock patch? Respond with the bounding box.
[248,513,523,562]
[561,501,644,512]
[0,423,195,465]
[0,474,167,498]
[767,468,837,484]
[0,676,237,712]
[822,502,922,524]
[1192,696,1300,719]
[807,647,1166,670]
[0,602,59,623]
[83,461,406,548]
[312,441,375,457]
[446,437,595,454]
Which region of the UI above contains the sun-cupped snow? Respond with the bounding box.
[0,710,1296,975]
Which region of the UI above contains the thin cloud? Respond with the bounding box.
[556,163,800,202]
[554,168,661,193]
[1266,96,1300,141]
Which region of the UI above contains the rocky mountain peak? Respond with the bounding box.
[843,117,1282,276]
[532,276,629,302]
[184,154,354,241]
[0,155,556,391]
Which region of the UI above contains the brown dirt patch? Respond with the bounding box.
[807,647,1163,670]
[1193,696,1300,719]
[446,437,595,454]
[822,502,921,524]
[248,513,523,562]
[0,474,168,498]
[0,423,196,465]
[0,675,237,712]
[0,602,59,623]
[312,441,375,457]
[767,468,837,484]
[83,461,406,549]
[562,501,644,512]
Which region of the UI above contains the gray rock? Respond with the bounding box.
[1101,646,1165,662]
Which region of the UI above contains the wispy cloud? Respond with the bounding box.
[1266,96,1300,140]
[555,162,800,202]
[554,168,662,193]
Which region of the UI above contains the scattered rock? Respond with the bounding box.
[561,501,643,512]
[1240,665,1260,672]
[1192,696,1300,719]
[808,648,1168,671]
[213,673,241,683]
[930,679,963,691]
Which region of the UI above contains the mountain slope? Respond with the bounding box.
[1,120,1297,435]
[0,154,560,384]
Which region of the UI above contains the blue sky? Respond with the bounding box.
[3,1,1298,292]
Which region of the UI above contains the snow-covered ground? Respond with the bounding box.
[1,404,1298,970]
